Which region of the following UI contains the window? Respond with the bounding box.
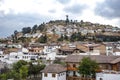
[73,64,76,67]
[89,47,93,51]
[58,74,60,76]
[15,56,17,58]
[99,78,103,80]
[44,73,47,77]
[52,73,56,77]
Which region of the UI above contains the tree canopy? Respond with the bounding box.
[22,27,31,34]
[78,57,99,78]
[38,34,48,43]
[0,60,45,80]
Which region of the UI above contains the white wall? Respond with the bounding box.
[67,71,80,77]
[43,45,60,54]
[42,73,57,80]
[106,46,113,56]
[96,73,120,80]
[58,72,66,80]
[0,51,3,55]
[46,52,56,60]
[42,72,66,80]
[7,52,38,64]
[114,52,120,56]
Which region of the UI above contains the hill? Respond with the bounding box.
[11,19,120,43]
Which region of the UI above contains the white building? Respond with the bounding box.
[43,44,60,54]
[0,50,9,62]
[96,70,120,80]
[106,43,114,56]
[8,51,38,63]
[0,48,38,64]
[41,44,60,60]
[41,64,66,80]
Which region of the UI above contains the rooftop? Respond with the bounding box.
[41,64,66,73]
[65,55,120,64]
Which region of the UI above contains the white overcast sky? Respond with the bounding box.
[0,0,120,38]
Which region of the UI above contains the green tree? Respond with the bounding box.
[70,33,77,42]
[78,57,99,78]
[38,23,45,32]
[22,27,31,34]
[14,30,18,43]
[28,62,45,78]
[32,24,38,33]
[0,73,7,80]
[20,65,28,80]
[18,37,31,43]
[53,59,66,66]
[38,35,47,43]
[0,70,20,80]
[0,60,27,80]
[13,60,27,73]
[57,34,64,41]
[64,34,69,41]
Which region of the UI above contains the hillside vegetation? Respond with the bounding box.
[11,19,120,43]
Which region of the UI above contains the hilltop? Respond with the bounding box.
[7,17,120,43]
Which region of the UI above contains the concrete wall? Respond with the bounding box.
[96,73,120,80]
[42,72,66,80]
[58,72,66,80]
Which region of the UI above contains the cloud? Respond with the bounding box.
[95,0,120,19]
[57,0,71,4]
[0,12,52,37]
[48,9,56,13]
[64,4,86,14]
[0,0,120,37]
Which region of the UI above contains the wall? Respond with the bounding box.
[58,72,66,80]
[42,73,57,80]
[96,73,120,80]
[42,72,66,80]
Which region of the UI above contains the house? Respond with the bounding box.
[105,43,114,56]
[58,43,106,55]
[41,64,66,80]
[112,27,120,32]
[0,50,8,61]
[39,43,60,61]
[28,43,45,55]
[96,70,120,80]
[113,48,120,56]
[23,33,32,38]
[0,62,6,74]
[7,51,38,64]
[58,48,85,55]
[58,43,85,55]
[2,47,38,64]
[80,29,88,35]
[76,43,106,55]
[65,55,120,77]
[105,42,120,56]
[16,32,23,39]
[43,43,60,54]
[32,33,42,38]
